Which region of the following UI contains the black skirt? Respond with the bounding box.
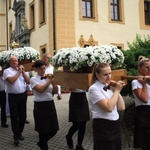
[134,105,150,148]
[33,101,59,134]
[69,92,90,122]
[93,118,121,150]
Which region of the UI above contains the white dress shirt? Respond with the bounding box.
[3,67,26,94]
[132,79,150,106]
[30,74,53,102]
[88,80,119,121]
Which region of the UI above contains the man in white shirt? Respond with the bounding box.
[42,53,62,100]
[3,56,30,146]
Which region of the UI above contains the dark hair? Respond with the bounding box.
[33,60,46,68]
[91,63,110,84]
[138,55,150,67]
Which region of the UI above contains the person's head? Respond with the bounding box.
[9,56,18,69]
[42,53,51,66]
[33,60,46,76]
[91,63,111,84]
[138,56,150,76]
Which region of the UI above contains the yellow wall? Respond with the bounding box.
[0,0,6,51]
[2,0,150,54]
[75,0,150,50]
[55,0,76,50]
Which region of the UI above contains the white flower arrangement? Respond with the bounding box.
[51,44,125,71]
[0,47,40,67]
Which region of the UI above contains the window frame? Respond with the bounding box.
[40,44,47,58]
[108,0,125,24]
[39,0,46,27]
[82,0,93,18]
[110,43,124,50]
[144,1,150,25]
[9,21,12,44]
[8,0,12,9]
[139,0,150,30]
[29,1,35,31]
[110,0,120,21]
[79,0,98,22]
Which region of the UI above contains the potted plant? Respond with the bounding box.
[0,47,40,67]
[51,44,125,72]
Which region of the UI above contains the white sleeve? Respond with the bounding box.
[30,78,38,89]
[132,80,142,91]
[88,86,105,105]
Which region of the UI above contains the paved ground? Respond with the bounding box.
[0,93,132,150]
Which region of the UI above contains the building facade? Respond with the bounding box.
[0,0,150,56]
[0,0,6,52]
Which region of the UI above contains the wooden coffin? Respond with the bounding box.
[54,69,127,91]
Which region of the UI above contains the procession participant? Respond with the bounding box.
[88,63,125,150]
[42,52,62,100]
[132,56,150,150]
[66,88,90,150]
[30,60,59,150]
[3,56,30,146]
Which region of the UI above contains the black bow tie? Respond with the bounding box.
[103,85,110,91]
[40,76,47,80]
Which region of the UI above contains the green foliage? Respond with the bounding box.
[121,34,150,96]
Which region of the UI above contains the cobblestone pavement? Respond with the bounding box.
[0,93,131,150]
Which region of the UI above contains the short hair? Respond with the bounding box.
[42,53,51,58]
[9,56,18,62]
[33,60,46,68]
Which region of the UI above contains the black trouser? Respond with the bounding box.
[38,131,57,150]
[142,148,150,150]
[8,91,27,139]
[67,121,86,146]
[0,90,7,125]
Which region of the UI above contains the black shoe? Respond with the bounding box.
[37,142,42,149]
[1,123,8,128]
[37,142,48,150]
[66,135,73,148]
[19,135,24,140]
[14,139,19,146]
[75,145,84,150]
[25,119,30,124]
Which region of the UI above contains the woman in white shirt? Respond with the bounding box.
[30,60,58,150]
[131,56,150,150]
[88,63,125,150]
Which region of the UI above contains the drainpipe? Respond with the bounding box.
[52,0,56,55]
[6,0,9,50]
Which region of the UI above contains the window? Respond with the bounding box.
[82,0,92,18]
[9,22,12,44]
[40,44,47,58]
[39,0,46,26]
[144,1,150,25]
[79,0,98,22]
[108,0,125,24]
[110,43,124,50]
[139,0,150,30]
[29,2,35,30]
[110,0,120,20]
[8,0,11,9]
